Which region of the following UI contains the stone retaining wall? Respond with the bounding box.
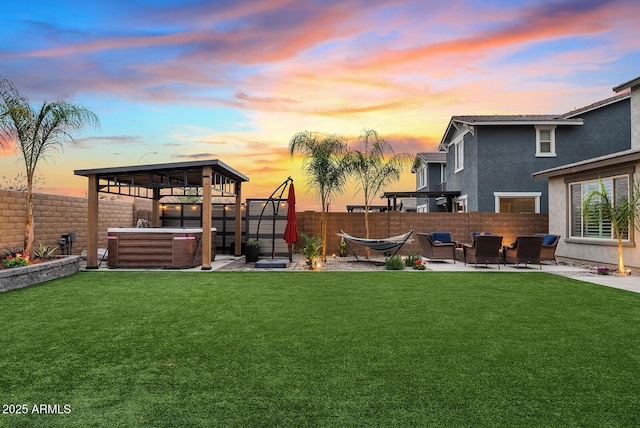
[0,256,80,292]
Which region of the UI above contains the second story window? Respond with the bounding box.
[454,139,464,172]
[536,126,556,157]
[417,166,427,189]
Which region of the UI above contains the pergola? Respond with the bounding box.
[381,191,461,211]
[74,159,249,270]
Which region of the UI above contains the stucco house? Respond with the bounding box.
[411,152,447,212]
[435,91,631,213]
[533,76,640,270]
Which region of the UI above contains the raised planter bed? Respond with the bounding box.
[0,256,80,292]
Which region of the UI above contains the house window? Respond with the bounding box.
[494,192,541,213]
[417,166,427,190]
[570,175,629,240]
[454,139,464,172]
[536,126,556,157]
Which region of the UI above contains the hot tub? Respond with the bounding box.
[107,228,216,268]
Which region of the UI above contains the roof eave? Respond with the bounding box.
[533,149,640,179]
[438,119,457,150]
[74,159,249,183]
[613,76,640,93]
[458,119,583,126]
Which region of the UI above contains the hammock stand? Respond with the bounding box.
[336,229,415,262]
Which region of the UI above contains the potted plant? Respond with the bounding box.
[245,239,260,263]
[339,238,348,257]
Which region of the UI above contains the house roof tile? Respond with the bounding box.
[452,114,565,123]
[416,152,446,162]
[412,152,446,172]
[562,93,629,118]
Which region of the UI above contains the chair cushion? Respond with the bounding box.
[535,234,557,246]
[472,232,492,236]
[430,232,452,243]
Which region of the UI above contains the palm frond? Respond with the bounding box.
[346,129,411,206]
[0,78,100,257]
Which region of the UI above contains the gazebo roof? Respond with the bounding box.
[74,159,249,199]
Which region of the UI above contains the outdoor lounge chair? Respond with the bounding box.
[470,231,493,244]
[463,235,503,269]
[417,232,456,263]
[336,229,414,261]
[535,234,560,264]
[503,235,544,269]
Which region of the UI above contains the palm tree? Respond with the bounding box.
[582,177,640,274]
[0,78,99,258]
[345,129,411,259]
[289,131,349,262]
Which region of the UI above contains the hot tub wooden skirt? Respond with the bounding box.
[107,228,216,268]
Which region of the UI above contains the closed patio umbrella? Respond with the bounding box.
[283,182,299,261]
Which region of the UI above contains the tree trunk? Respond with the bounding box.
[24,183,35,259]
[364,204,370,260]
[321,197,327,262]
[617,236,625,274]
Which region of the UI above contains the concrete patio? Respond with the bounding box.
[80,253,640,294]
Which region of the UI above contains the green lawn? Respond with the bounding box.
[1,271,639,427]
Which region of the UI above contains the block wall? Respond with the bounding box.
[0,189,151,254]
[297,211,549,257]
[1,188,548,259]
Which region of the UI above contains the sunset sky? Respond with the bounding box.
[1,0,639,211]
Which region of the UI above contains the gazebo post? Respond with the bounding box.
[152,189,161,227]
[234,181,242,256]
[201,166,213,270]
[86,174,99,269]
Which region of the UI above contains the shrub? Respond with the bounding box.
[301,233,323,269]
[385,255,405,270]
[412,259,427,270]
[405,253,420,267]
[3,253,30,268]
[339,239,348,256]
[4,247,23,258]
[34,243,58,260]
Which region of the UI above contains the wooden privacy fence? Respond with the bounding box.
[296,211,549,257]
[0,188,548,259]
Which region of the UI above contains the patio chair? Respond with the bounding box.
[430,231,456,245]
[535,234,560,265]
[503,235,544,269]
[417,232,456,263]
[463,235,503,269]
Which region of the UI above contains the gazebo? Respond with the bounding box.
[74,159,249,270]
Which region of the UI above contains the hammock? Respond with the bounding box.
[337,229,414,261]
